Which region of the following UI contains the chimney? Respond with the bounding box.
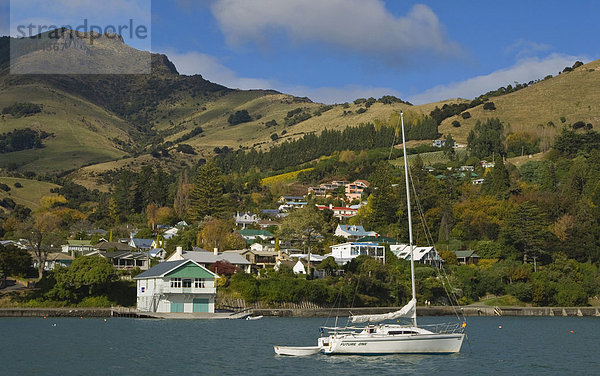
[214,247,218,255]
[175,246,183,260]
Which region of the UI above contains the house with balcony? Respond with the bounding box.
[61,240,95,255]
[345,180,369,201]
[167,247,252,273]
[330,242,385,264]
[134,259,219,313]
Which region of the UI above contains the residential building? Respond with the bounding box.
[34,252,74,271]
[316,204,358,219]
[345,180,369,201]
[128,238,155,251]
[233,212,260,228]
[454,250,481,265]
[167,247,252,273]
[162,227,179,240]
[330,242,385,264]
[390,244,443,265]
[458,166,475,172]
[237,229,274,244]
[94,241,134,252]
[433,139,456,148]
[61,240,94,255]
[98,251,150,270]
[135,259,219,313]
[279,195,305,203]
[480,160,495,168]
[472,178,485,185]
[356,235,398,244]
[274,259,307,275]
[334,224,378,240]
[256,219,281,229]
[227,249,279,271]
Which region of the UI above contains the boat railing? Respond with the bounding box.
[421,322,464,334]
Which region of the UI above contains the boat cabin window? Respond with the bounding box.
[388,330,417,335]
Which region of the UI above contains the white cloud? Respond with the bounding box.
[505,39,552,58]
[210,0,460,61]
[163,50,274,90]
[409,53,584,105]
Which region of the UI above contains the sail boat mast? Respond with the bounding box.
[400,112,417,327]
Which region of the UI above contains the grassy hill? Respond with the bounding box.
[0,177,60,210]
[438,60,600,143]
[1,32,599,189]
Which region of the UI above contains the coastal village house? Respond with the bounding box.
[330,242,385,265]
[167,247,252,273]
[390,245,444,266]
[233,212,260,228]
[135,259,219,313]
[334,224,378,240]
[345,180,369,201]
[454,250,481,265]
[316,204,358,219]
[61,240,94,255]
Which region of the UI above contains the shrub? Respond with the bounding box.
[1,102,42,118]
[572,121,586,130]
[506,282,533,302]
[0,183,10,192]
[176,144,196,154]
[270,133,279,141]
[14,182,22,188]
[452,120,461,127]
[265,119,277,127]
[356,108,367,114]
[483,102,496,111]
[461,112,471,119]
[228,110,252,125]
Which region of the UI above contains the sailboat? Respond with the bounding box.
[274,112,465,356]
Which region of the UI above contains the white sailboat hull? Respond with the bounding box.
[322,333,464,355]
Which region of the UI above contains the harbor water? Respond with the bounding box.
[1,316,598,375]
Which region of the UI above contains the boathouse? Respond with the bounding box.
[134,259,219,313]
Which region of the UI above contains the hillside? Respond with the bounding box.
[1,31,599,186]
[438,60,600,143]
[0,177,60,210]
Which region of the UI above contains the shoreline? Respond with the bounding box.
[1,305,600,318]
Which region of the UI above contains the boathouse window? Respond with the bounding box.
[194,278,205,288]
[170,278,182,288]
[182,279,192,288]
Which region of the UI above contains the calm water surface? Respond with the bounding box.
[1,315,599,375]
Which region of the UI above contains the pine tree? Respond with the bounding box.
[188,161,230,222]
[482,159,510,198]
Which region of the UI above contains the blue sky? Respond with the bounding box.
[4,0,598,104]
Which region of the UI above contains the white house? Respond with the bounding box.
[330,242,385,264]
[134,259,219,313]
[334,224,378,240]
[61,240,94,255]
[233,212,260,228]
[274,259,307,275]
[162,227,179,240]
[390,244,443,265]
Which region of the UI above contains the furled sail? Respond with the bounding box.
[349,298,416,323]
